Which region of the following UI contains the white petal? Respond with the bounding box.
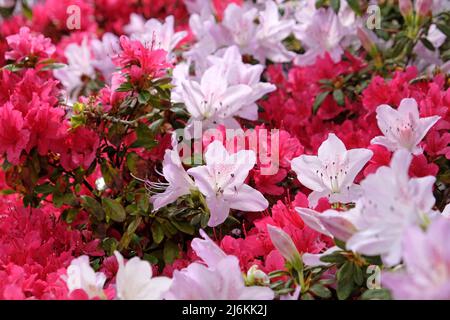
[291,155,325,192]
[317,133,347,161]
[227,184,269,212]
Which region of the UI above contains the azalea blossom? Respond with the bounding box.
[291,133,373,207]
[253,0,296,63]
[299,150,438,266]
[187,141,269,227]
[207,45,276,121]
[65,256,106,299]
[114,251,172,300]
[179,64,253,130]
[267,224,301,267]
[293,4,356,66]
[54,38,96,102]
[124,14,187,56]
[165,230,274,300]
[149,142,196,211]
[90,33,121,83]
[382,217,450,299]
[371,98,441,154]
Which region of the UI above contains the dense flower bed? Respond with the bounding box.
[0,0,449,300]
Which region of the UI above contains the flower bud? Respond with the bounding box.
[357,27,378,57]
[246,265,270,286]
[399,0,413,17]
[415,0,432,17]
[267,225,302,270]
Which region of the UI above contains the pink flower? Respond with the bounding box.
[5,27,55,62]
[371,98,440,155]
[383,217,450,299]
[0,103,30,165]
[113,36,172,82]
[165,230,274,300]
[58,127,99,171]
[24,99,66,156]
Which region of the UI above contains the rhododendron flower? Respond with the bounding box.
[291,133,373,207]
[0,102,30,165]
[293,7,351,66]
[165,230,274,300]
[125,14,187,55]
[58,127,100,171]
[253,0,296,63]
[383,217,450,299]
[296,207,358,242]
[113,36,172,80]
[299,150,438,266]
[371,98,440,155]
[65,256,107,299]
[54,38,96,101]
[179,64,253,130]
[91,33,121,83]
[207,45,276,120]
[150,145,196,211]
[5,27,55,62]
[114,251,172,300]
[188,141,269,227]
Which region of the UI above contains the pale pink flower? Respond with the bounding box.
[371,98,440,155]
[165,230,274,300]
[383,217,450,299]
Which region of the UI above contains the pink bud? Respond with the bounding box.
[399,0,413,17]
[267,225,301,266]
[357,27,377,55]
[415,0,432,17]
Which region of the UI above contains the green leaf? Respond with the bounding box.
[138,90,151,104]
[102,198,126,222]
[163,240,180,264]
[319,251,346,264]
[35,183,54,195]
[333,89,345,106]
[171,220,195,235]
[131,123,157,149]
[309,284,332,299]
[330,0,340,13]
[151,221,165,244]
[437,23,450,38]
[81,196,105,220]
[420,37,436,51]
[353,265,364,286]
[313,91,330,114]
[336,261,355,300]
[346,0,362,15]
[116,82,133,92]
[360,288,391,300]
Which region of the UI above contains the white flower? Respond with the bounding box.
[291,133,373,207]
[253,0,296,63]
[150,143,196,211]
[125,14,187,55]
[114,251,172,300]
[179,64,253,130]
[299,150,438,267]
[371,98,440,155]
[54,38,95,102]
[293,4,357,66]
[91,33,120,84]
[187,141,269,227]
[207,45,276,120]
[65,256,106,299]
[222,4,258,54]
